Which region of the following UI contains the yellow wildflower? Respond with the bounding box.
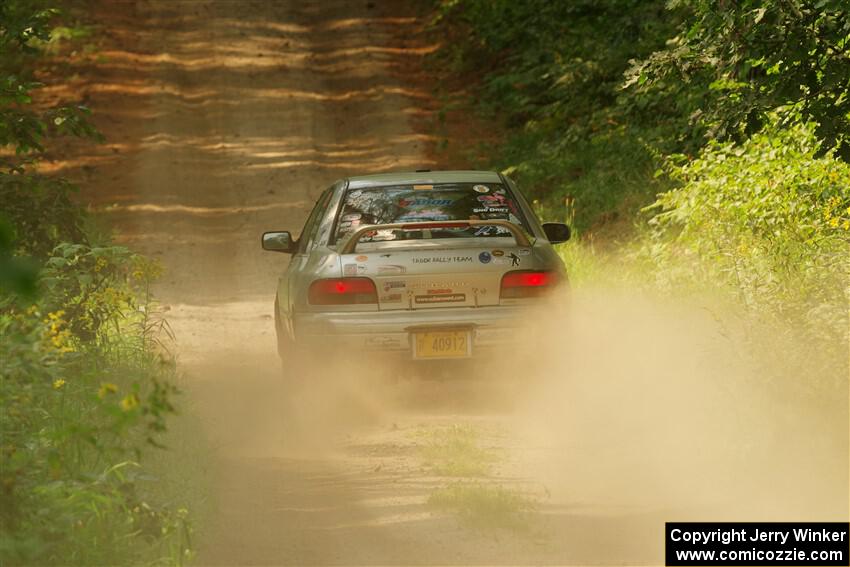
[42,312,74,353]
[53,379,66,390]
[843,220,849,231]
[829,217,839,228]
[119,394,139,412]
[98,383,118,399]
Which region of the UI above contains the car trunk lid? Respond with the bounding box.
[338,238,532,310]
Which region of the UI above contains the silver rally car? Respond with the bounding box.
[262,170,570,362]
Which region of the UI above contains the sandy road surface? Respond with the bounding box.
[54,1,848,565]
[63,1,586,564]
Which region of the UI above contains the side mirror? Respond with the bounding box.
[542,222,571,244]
[262,231,295,253]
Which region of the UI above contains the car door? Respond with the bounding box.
[277,185,336,331]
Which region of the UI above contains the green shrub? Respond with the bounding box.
[639,118,849,391]
[0,241,190,565]
[647,120,847,313]
[0,1,192,564]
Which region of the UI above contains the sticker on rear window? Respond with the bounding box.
[399,197,454,207]
[334,182,529,243]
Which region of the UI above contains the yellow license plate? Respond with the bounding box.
[413,330,471,359]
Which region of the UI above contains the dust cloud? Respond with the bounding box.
[487,287,848,520]
[187,283,847,565]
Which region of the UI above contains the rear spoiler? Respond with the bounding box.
[338,220,531,254]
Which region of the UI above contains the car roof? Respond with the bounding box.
[346,170,503,189]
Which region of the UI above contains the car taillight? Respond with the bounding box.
[308,277,378,305]
[500,270,557,299]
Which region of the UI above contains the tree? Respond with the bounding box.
[626,0,850,158]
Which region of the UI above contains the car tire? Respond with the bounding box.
[274,297,304,379]
[273,296,290,360]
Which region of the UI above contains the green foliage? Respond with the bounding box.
[0,0,100,168]
[433,0,684,231]
[433,0,849,399]
[0,1,191,564]
[643,119,849,347]
[434,0,850,232]
[0,242,190,564]
[626,1,850,158]
[417,424,499,477]
[0,216,39,298]
[428,483,536,530]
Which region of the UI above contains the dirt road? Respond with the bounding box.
[55,1,847,565]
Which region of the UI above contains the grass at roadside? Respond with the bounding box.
[428,482,537,531]
[416,424,539,532]
[142,395,214,565]
[417,424,500,477]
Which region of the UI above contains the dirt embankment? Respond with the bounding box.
[47,1,847,566]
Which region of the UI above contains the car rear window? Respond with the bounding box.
[333,182,529,244]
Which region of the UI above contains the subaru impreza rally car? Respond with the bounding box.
[262,170,570,361]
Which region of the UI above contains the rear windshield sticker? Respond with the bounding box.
[335,183,528,243]
[478,194,508,205]
[399,197,454,207]
[398,212,450,221]
[474,226,508,237]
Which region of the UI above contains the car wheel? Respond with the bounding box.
[273,296,289,360]
[274,297,309,383]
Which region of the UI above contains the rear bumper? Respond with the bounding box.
[293,305,526,355]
